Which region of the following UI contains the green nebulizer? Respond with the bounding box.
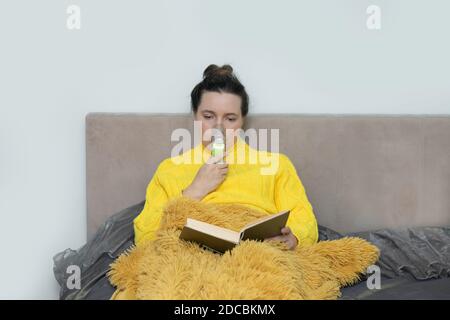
[211,136,225,164]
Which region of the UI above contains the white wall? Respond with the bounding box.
[0,0,449,299]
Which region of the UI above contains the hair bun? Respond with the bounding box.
[203,64,234,79]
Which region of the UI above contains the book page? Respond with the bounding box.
[180,227,239,254]
[186,218,241,244]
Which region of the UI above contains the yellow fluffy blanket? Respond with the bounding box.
[108,197,379,300]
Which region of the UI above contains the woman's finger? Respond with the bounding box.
[287,240,296,250]
[265,235,285,242]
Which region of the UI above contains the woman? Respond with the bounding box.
[133,64,318,250]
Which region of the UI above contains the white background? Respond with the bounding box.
[0,0,449,299]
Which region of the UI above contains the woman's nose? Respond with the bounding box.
[213,121,224,130]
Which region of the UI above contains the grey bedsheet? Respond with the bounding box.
[53,201,143,300]
[53,201,450,300]
[347,227,450,280]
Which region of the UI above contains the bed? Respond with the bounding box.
[53,113,450,299]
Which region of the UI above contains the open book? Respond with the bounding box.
[179,210,290,254]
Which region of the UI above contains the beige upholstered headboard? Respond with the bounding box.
[86,113,450,240]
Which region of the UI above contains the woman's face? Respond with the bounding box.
[194,91,244,148]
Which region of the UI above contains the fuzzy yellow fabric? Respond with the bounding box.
[108,196,380,300]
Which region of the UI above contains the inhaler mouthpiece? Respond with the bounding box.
[211,136,225,164]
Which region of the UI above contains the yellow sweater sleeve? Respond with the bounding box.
[274,154,319,246]
[133,162,172,246]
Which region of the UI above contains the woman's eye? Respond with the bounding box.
[227,118,237,122]
[203,115,213,119]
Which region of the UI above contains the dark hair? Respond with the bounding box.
[190,64,249,117]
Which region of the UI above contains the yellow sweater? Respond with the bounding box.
[134,138,319,246]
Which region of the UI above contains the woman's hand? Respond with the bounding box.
[182,149,230,201]
[265,227,298,250]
